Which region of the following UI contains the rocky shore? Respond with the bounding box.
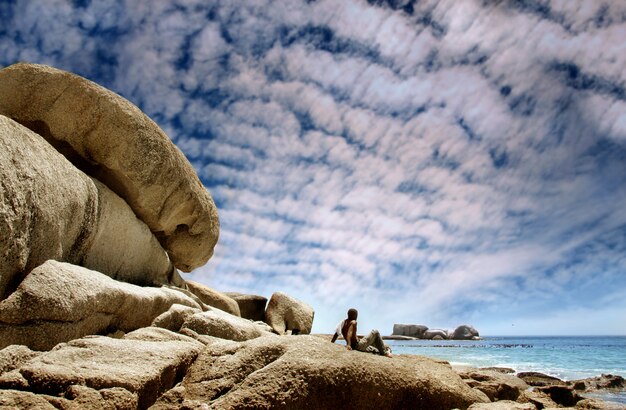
[0,63,623,409]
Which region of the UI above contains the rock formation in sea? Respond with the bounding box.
[392,323,481,340]
[0,63,620,409]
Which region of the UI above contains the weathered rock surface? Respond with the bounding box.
[153,335,490,409]
[536,385,582,407]
[0,333,202,409]
[453,324,480,340]
[392,323,429,338]
[572,374,626,391]
[517,371,567,387]
[224,292,267,321]
[0,62,219,272]
[185,280,240,316]
[151,304,203,333]
[0,115,177,298]
[0,385,139,410]
[0,345,39,375]
[0,389,59,409]
[181,310,268,342]
[458,368,528,402]
[467,401,536,410]
[0,260,201,350]
[265,291,314,335]
[575,397,626,409]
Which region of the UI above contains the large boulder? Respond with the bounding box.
[153,335,490,409]
[424,329,449,340]
[0,333,202,409]
[452,324,480,340]
[0,260,201,350]
[185,280,240,316]
[0,115,174,299]
[392,324,428,338]
[225,292,267,321]
[181,310,268,342]
[0,63,219,272]
[265,292,314,335]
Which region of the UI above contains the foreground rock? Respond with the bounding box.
[181,310,270,342]
[224,292,267,321]
[467,401,536,410]
[572,374,626,391]
[0,115,174,299]
[265,292,314,335]
[154,335,490,409]
[185,280,240,316]
[0,260,201,350]
[458,368,528,402]
[0,330,202,409]
[0,63,219,272]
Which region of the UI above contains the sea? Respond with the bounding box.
[386,335,626,406]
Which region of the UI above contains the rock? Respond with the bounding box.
[265,292,314,335]
[0,260,201,350]
[60,385,139,410]
[224,292,268,321]
[517,371,566,387]
[383,335,418,340]
[467,401,536,410]
[123,327,202,344]
[185,280,240,316]
[479,367,516,374]
[452,324,480,340]
[537,385,581,407]
[576,397,626,409]
[0,63,219,272]
[151,304,203,332]
[153,335,490,409]
[6,334,202,409]
[458,368,528,402]
[424,329,449,340]
[0,115,173,299]
[517,389,560,409]
[571,374,626,391]
[392,324,429,338]
[0,345,39,375]
[181,310,266,342]
[0,389,58,409]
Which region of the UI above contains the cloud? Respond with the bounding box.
[2,0,626,335]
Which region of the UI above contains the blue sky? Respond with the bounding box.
[2,0,626,336]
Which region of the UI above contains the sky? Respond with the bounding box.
[1,0,626,336]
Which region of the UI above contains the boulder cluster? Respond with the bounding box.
[0,63,622,409]
[392,323,480,340]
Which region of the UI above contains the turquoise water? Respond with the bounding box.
[387,336,626,404]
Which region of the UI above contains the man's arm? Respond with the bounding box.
[331,333,338,343]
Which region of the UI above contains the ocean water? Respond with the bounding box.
[386,336,626,405]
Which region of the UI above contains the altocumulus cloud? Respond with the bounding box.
[2,0,626,335]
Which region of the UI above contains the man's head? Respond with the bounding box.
[347,308,358,320]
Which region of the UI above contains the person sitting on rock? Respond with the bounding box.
[331,308,392,357]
